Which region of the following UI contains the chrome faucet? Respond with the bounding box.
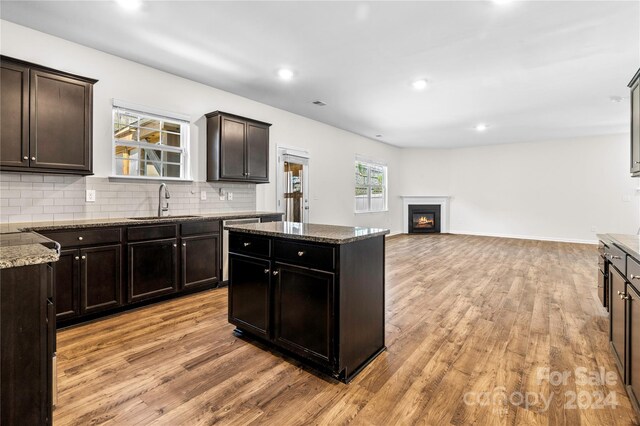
[158,183,171,217]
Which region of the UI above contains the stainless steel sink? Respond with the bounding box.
[127,215,200,220]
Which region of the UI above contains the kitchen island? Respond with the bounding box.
[225,221,389,383]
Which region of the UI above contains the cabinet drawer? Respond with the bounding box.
[260,215,282,223]
[628,256,640,286]
[181,220,220,236]
[607,244,627,275]
[229,232,270,257]
[274,239,335,271]
[40,228,121,248]
[128,224,177,242]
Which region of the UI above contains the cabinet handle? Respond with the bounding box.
[23,156,28,160]
[272,270,279,276]
[74,256,80,260]
[632,275,640,280]
[611,255,621,260]
[298,251,305,257]
[635,161,640,165]
[264,269,270,274]
[81,255,86,260]
[182,243,187,247]
[623,295,631,301]
[243,242,251,247]
[618,291,624,295]
[173,243,177,247]
[78,236,83,241]
[31,156,36,161]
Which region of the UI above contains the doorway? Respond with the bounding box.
[276,147,309,223]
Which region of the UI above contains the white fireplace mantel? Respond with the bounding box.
[400,196,451,233]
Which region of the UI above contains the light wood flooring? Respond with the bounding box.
[54,234,639,425]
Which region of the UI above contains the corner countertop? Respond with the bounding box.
[225,221,390,244]
[0,232,60,269]
[0,211,283,233]
[598,233,640,261]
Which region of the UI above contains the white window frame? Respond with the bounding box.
[355,156,388,213]
[110,100,191,181]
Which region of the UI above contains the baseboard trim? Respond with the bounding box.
[445,230,598,245]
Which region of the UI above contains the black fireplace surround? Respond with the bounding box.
[408,204,441,234]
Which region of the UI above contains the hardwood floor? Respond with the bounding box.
[54,234,639,425]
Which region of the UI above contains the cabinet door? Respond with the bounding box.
[0,61,29,168]
[53,248,80,320]
[610,267,627,376]
[220,116,246,180]
[128,238,178,303]
[273,262,334,365]
[80,244,121,314]
[627,284,640,409]
[30,69,92,172]
[228,254,271,338]
[246,122,269,182]
[632,79,640,175]
[182,234,219,289]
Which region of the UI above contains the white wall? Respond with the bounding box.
[401,134,639,243]
[0,20,402,233]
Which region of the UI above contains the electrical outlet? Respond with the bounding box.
[86,189,96,202]
[219,194,226,201]
[227,192,233,201]
[200,190,207,201]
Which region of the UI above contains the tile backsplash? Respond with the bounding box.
[0,172,256,223]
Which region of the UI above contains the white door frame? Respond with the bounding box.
[276,145,310,223]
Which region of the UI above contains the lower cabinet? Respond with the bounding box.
[128,238,178,303]
[228,254,271,338]
[54,248,80,320]
[182,233,219,289]
[628,283,640,410]
[610,266,627,375]
[273,262,334,365]
[1,262,54,426]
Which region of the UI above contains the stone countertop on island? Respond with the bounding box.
[225,221,390,244]
[0,211,283,233]
[0,232,60,269]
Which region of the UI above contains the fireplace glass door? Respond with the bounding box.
[413,213,435,230]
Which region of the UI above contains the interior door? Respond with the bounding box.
[277,150,310,223]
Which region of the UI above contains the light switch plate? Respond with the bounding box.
[219,194,226,201]
[200,190,207,201]
[86,189,96,202]
[227,192,233,201]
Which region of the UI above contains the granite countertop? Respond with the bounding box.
[598,233,640,261]
[225,221,390,244]
[0,232,60,269]
[0,211,283,233]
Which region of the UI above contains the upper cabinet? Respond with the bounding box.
[0,56,97,175]
[205,111,271,183]
[630,68,640,177]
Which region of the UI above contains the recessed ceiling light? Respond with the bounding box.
[412,79,428,90]
[278,68,294,81]
[115,0,142,11]
[312,100,327,106]
[492,0,512,4]
[475,123,488,132]
[375,134,383,138]
[610,96,627,103]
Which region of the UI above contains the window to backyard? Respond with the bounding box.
[112,106,190,180]
[355,158,387,213]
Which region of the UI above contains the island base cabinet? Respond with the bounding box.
[610,267,626,376]
[128,238,178,303]
[273,263,334,366]
[228,254,271,338]
[628,284,640,411]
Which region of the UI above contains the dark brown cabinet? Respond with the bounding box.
[627,283,640,410]
[182,234,220,289]
[631,69,640,176]
[228,231,385,383]
[273,263,334,366]
[80,244,122,313]
[228,254,271,339]
[54,248,80,320]
[610,266,627,375]
[1,263,54,426]
[128,238,179,302]
[206,111,271,183]
[0,56,96,175]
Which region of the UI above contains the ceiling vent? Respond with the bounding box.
[312,100,327,106]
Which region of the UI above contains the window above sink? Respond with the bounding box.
[111,100,191,181]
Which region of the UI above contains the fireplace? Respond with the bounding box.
[408,204,441,234]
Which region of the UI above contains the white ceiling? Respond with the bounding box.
[1,1,639,148]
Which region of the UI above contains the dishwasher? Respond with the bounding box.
[222,217,261,282]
